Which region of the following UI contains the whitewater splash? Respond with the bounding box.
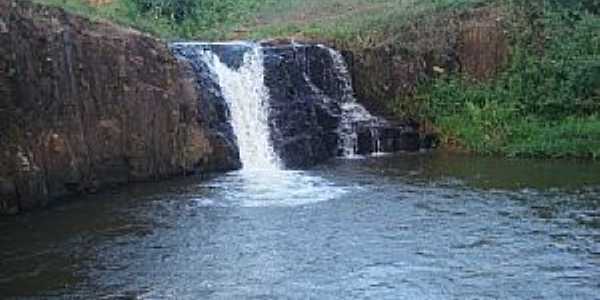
[195,169,348,208]
[196,43,281,171]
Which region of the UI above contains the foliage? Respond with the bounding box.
[550,0,600,15]
[132,0,198,23]
[419,1,600,158]
[36,0,270,39]
[36,0,487,43]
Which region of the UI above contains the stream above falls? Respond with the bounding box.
[1,152,599,299]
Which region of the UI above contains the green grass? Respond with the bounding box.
[34,0,167,36]
[436,113,600,159]
[34,0,269,40]
[245,0,486,46]
[34,0,487,45]
[417,2,600,159]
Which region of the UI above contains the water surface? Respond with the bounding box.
[1,152,600,299]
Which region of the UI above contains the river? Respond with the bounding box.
[1,152,600,299]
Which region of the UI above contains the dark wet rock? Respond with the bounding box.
[262,44,342,168]
[171,42,252,70]
[356,124,421,155]
[208,43,252,70]
[263,43,423,167]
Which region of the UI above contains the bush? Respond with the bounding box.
[132,0,198,23]
[418,1,600,158]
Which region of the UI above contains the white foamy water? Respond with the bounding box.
[200,44,281,171]
[323,46,387,157]
[196,170,348,208]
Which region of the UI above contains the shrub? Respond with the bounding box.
[132,0,198,23]
[420,1,600,158]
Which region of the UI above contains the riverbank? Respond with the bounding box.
[33,0,600,159]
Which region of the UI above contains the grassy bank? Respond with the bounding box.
[35,0,485,45]
[420,1,600,158]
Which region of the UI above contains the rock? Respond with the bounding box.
[346,6,508,119]
[0,177,18,214]
[0,0,239,214]
[207,43,252,70]
[262,44,342,168]
[262,43,423,167]
[170,43,242,171]
[356,124,421,155]
[0,18,7,33]
[0,177,15,196]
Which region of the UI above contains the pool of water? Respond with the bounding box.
[1,152,600,299]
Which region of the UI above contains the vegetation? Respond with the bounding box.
[421,1,600,158]
[34,0,600,159]
[36,0,485,43]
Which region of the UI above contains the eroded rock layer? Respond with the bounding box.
[0,0,239,214]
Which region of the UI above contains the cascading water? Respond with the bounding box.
[173,42,281,171]
[323,46,387,157]
[207,45,281,170]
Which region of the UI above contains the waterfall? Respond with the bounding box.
[172,42,281,171]
[171,41,402,170]
[323,46,386,157]
[209,44,281,170]
[209,45,281,170]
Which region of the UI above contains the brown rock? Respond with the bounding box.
[344,5,508,119]
[0,0,239,214]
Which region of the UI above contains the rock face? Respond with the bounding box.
[262,43,421,168]
[262,44,342,168]
[170,43,242,171]
[345,6,509,118]
[0,0,239,214]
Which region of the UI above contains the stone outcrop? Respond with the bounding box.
[0,0,239,214]
[262,44,342,168]
[170,44,242,172]
[262,43,421,168]
[343,6,509,119]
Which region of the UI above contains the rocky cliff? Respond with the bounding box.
[343,6,509,120]
[0,0,239,214]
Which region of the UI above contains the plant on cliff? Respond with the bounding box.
[422,0,600,158]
